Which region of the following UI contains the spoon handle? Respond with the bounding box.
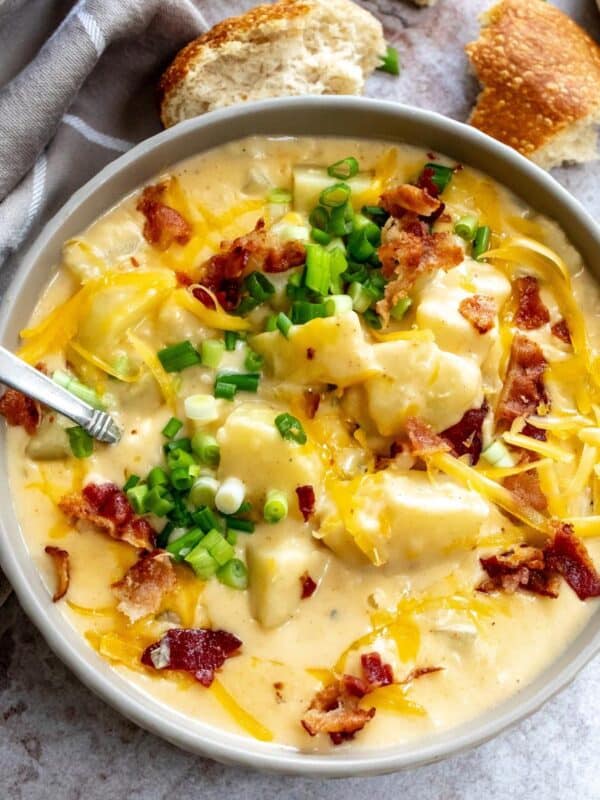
[0,346,121,444]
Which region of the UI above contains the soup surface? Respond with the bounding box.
[6,136,600,751]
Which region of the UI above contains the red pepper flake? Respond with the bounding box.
[130,256,140,267]
[141,628,242,687]
[300,571,317,599]
[296,485,316,522]
[551,318,571,345]
[306,347,315,360]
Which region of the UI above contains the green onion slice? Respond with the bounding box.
[319,182,351,209]
[473,226,491,260]
[217,559,249,590]
[53,370,104,410]
[309,205,330,231]
[275,412,307,445]
[377,44,400,76]
[157,341,201,373]
[67,426,93,459]
[454,214,479,241]
[263,489,288,524]
[162,417,183,439]
[191,432,220,467]
[327,157,359,180]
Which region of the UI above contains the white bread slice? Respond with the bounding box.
[466,0,600,170]
[159,0,385,128]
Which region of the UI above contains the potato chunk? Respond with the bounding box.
[364,339,483,435]
[216,403,323,503]
[246,528,328,628]
[252,312,380,389]
[319,470,489,569]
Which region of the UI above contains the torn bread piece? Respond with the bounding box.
[466,0,600,169]
[159,0,385,128]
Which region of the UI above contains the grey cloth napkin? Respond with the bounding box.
[0,0,222,603]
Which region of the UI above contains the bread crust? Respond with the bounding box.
[466,0,600,159]
[159,1,312,127]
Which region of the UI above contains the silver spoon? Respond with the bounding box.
[0,345,121,444]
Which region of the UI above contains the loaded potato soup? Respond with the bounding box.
[5,136,600,751]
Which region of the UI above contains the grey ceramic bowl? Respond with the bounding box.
[1,97,600,777]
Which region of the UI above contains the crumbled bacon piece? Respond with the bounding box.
[514,276,550,330]
[521,422,547,442]
[459,295,496,334]
[376,214,463,325]
[59,482,155,550]
[44,546,70,602]
[399,666,443,684]
[406,417,450,457]
[545,522,600,600]
[0,388,41,435]
[551,318,571,345]
[416,166,441,198]
[300,572,317,599]
[296,485,316,522]
[361,653,393,689]
[200,219,305,310]
[136,182,192,250]
[192,285,217,309]
[112,550,176,622]
[478,544,560,597]
[496,334,548,431]
[379,184,442,218]
[441,403,488,465]
[141,628,241,687]
[301,680,376,741]
[503,468,548,513]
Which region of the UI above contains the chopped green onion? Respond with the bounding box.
[126,484,148,514]
[189,476,219,507]
[327,157,359,181]
[155,521,174,549]
[275,311,293,338]
[184,394,219,422]
[390,297,412,321]
[363,309,382,329]
[328,203,354,236]
[167,448,195,472]
[245,271,275,302]
[147,466,169,488]
[145,486,175,517]
[268,187,292,204]
[304,244,331,295]
[329,248,348,293]
[215,477,246,515]
[201,339,225,369]
[290,301,327,324]
[309,205,329,231]
[422,163,454,194]
[53,370,104,410]
[349,282,373,313]
[473,226,491,260]
[362,205,389,226]
[235,295,260,315]
[216,371,260,392]
[226,528,238,546]
[217,559,248,590]
[319,182,351,208]
[122,474,140,492]
[244,348,264,372]
[311,227,331,246]
[162,417,183,439]
[326,237,346,253]
[265,314,278,332]
[210,535,235,567]
[184,544,218,578]
[347,226,378,262]
[224,331,240,351]
[163,437,192,454]
[237,500,253,515]
[214,381,237,400]
[377,44,400,76]
[325,294,354,316]
[171,467,193,492]
[342,261,368,284]
[274,412,307,445]
[66,426,93,459]
[166,527,204,561]
[454,214,479,241]
[263,489,288,524]
[193,506,220,532]
[157,341,201,373]
[167,498,193,528]
[191,432,220,467]
[225,517,255,533]
[481,440,515,468]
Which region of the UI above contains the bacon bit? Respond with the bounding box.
[496,334,548,432]
[406,417,451,457]
[201,219,305,310]
[44,546,70,602]
[300,571,317,599]
[59,482,155,550]
[459,294,496,334]
[141,628,241,687]
[441,403,488,465]
[503,468,548,513]
[415,167,441,199]
[376,215,463,326]
[175,271,194,287]
[301,680,375,741]
[112,550,176,622]
[130,256,140,267]
[398,666,443,684]
[380,184,442,218]
[478,544,560,597]
[551,318,571,345]
[521,422,547,442]
[192,285,217,310]
[514,276,550,330]
[0,388,41,435]
[545,522,600,600]
[306,347,315,360]
[303,389,321,420]
[296,485,316,522]
[136,183,192,250]
[361,652,394,688]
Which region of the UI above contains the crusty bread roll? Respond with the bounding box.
[466,0,600,170]
[159,0,385,129]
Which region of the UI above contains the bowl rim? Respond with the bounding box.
[1,95,600,778]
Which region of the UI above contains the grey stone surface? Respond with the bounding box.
[2,1,600,798]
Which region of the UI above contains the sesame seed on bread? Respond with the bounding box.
[159,0,385,129]
[466,0,600,170]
